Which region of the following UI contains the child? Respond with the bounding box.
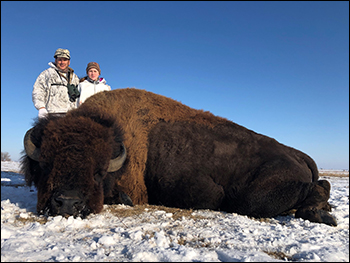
[77,62,111,106]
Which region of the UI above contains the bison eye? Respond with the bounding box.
[40,162,52,176]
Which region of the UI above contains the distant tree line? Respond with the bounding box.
[1,152,12,161]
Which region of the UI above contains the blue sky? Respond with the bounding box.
[1,1,349,169]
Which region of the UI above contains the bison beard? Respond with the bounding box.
[21,88,337,226]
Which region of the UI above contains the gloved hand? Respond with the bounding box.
[38,108,48,119]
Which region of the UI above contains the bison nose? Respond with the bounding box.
[51,190,85,217]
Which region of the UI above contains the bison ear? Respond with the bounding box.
[20,153,41,187]
[21,118,52,186]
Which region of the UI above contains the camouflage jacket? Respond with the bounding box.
[32,62,80,113]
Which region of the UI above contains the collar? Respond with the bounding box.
[87,77,99,84]
[87,77,105,84]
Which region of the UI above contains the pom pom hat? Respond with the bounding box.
[86,62,101,75]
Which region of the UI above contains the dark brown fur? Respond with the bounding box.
[21,88,336,225]
[145,121,332,221]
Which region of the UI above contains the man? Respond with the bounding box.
[32,48,80,118]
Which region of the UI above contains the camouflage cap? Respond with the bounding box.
[54,48,71,59]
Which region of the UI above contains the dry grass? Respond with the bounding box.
[13,213,48,225]
[263,250,294,261]
[319,171,349,177]
[11,205,185,226]
[106,204,207,221]
[12,204,203,225]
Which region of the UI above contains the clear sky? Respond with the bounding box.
[1,1,349,169]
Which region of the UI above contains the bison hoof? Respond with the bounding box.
[319,209,337,226]
[119,192,133,206]
[295,207,337,227]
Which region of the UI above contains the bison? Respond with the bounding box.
[21,88,337,226]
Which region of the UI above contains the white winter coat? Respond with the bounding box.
[77,77,111,106]
[32,62,80,113]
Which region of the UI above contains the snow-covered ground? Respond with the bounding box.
[1,161,349,262]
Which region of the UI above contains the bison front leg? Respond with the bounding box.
[295,180,337,226]
[103,172,134,206]
[115,132,150,205]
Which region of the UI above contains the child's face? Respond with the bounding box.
[88,68,99,81]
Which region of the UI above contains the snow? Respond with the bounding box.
[1,161,349,262]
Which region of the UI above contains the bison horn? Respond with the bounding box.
[107,143,127,172]
[23,128,41,161]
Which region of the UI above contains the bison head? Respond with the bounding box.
[21,113,127,218]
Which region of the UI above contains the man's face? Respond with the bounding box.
[55,57,70,71]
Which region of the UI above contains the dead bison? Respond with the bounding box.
[21,88,337,226]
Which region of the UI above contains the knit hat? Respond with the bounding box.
[54,48,70,59]
[86,62,101,75]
